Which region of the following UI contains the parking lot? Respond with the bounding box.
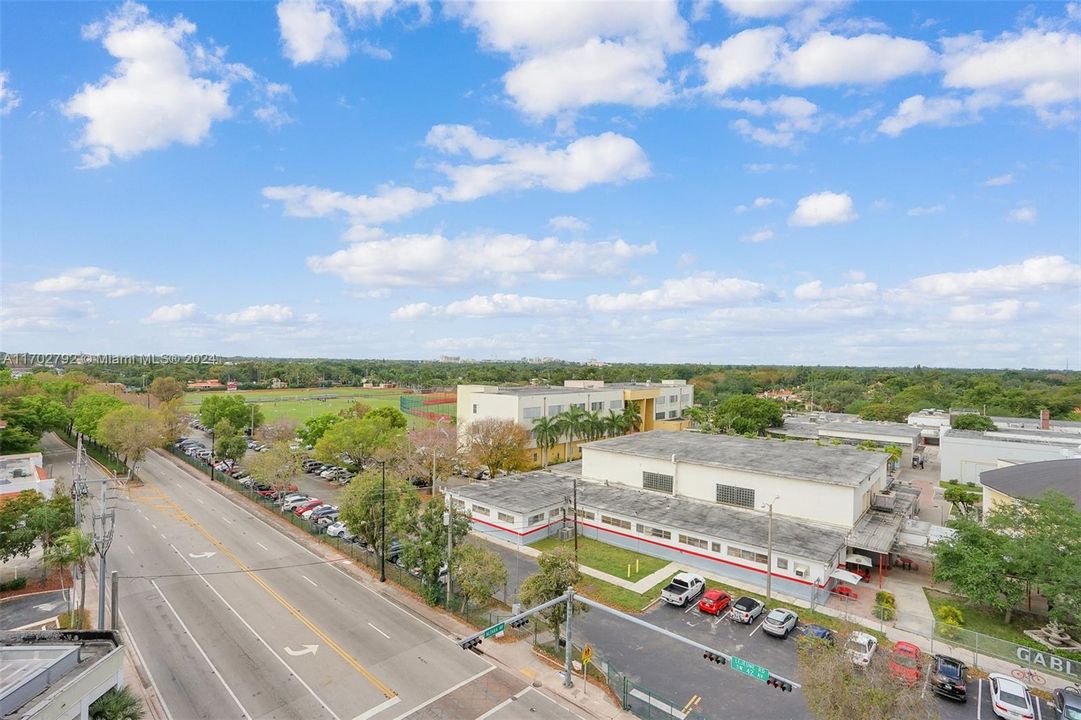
[575,599,1056,720]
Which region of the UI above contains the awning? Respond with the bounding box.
[830,569,864,584]
[846,553,873,567]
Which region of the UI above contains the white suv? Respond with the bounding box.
[844,631,878,666]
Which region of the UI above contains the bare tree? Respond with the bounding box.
[257,418,299,444]
[797,630,939,720]
[246,441,302,504]
[461,418,530,477]
[405,423,458,485]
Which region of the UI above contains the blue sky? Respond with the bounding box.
[2,0,1079,367]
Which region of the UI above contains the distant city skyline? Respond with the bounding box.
[2,1,1078,368]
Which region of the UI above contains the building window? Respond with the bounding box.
[635,523,670,539]
[727,546,767,564]
[591,401,603,411]
[550,509,562,518]
[711,542,722,553]
[472,404,478,414]
[523,406,541,418]
[776,557,789,570]
[642,471,673,493]
[609,400,622,409]
[498,512,514,523]
[657,396,666,405]
[716,483,755,509]
[572,403,585,410]
[636,523,645,533]
[528,513,545,525]
[655,411,665,420]
[453,498,466,509]
[755,552,768,564]
[576,509,594,520]
[669,395,678,403]
[679,534,708,549]
[600,514,631,530]
[532,452,538,462]
[548,404,564,416]
[668,410,677,418]
[472,505,490,517]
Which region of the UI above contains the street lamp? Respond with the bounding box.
[761,495,780,602]
[208,427,215,481]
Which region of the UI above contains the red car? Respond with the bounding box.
[889,641,922,685]
[294,499,323,517]
[698,589,732,615]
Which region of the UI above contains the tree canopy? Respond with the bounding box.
[462,418,530,476]
[951,414,997,431]
[199,394,263,433]
[72,393,126,438]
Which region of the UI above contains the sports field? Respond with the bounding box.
[183,387,454,428]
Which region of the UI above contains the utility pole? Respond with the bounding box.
[572,475,578,561]
[444,497,453,608]
[380,460,386,583]
[208,427,215,481]
[92,479,115,630]
[563,586,575,688]
[762,495,779,602]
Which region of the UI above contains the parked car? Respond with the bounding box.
[314,513,339,528]
[988,673,1034,720]
[730,596,765,624]
[660,573,705,607]
[310,505,338,520]
[1052,686,1081,719]
[294,499,324,517]
[761,608,799,638]
[280,493,308,506]
[281,496,313,511]
[888,641,922,685]
[930,655,968,702]
[326,521,354,540]
[797,624,835,645]
[844,631,878,666]
[302,503,333,519]
[698,589,731,615]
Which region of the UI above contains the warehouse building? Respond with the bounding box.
[449,431,914,601]
[456,380,693,466]
[939,428,1081,485]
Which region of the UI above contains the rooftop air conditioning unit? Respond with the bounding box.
[794,565,809,578]
[559,527,574,542]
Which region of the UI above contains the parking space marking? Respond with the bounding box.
[714,610,730,625]
[256,542,269,551]
[1035,694,1043,720]
[748,618,766,637]
[151,523,157,529]
[160,533,167,540]
[303,575,317,587]
[127,545,134,555]
[684,603,699,615]
[367,622,390,639]
[197,498,204,505]
[977,678,983,720]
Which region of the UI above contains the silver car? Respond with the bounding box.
[761,608,799,638]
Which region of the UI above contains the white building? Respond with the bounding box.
[939,428,1081,485]
[0,452,55,502]
[456,380,693,466]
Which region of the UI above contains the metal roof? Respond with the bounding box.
[818,421,923,441]
[583,431,886,488]
[979,459,1081,508]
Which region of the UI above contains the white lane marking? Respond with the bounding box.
[716,610,731,623]
[257,542,269,551]
[127,545,134,555]
[197,498,205,505]
[220,515,233,525]
[684,603,698,615]
[303,575,318,587]
[166,544,343,720]
[388,665,495,720]
[476,688,532,720]
[1035,692,1043,720]
[119,606,176,720]
[977,678,983,720]
[352,696,401,720]
[160,534,167,540]
[367,622,390,639]
[749,618,766,637]
[151,523,157,529]
[150,579,253,720]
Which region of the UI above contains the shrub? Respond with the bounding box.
[0,577,28,591]
[875,590,896,608]
[936,605,964,626]
[873,604,896,621]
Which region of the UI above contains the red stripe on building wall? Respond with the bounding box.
[577,519,824,588]
[470,515,560,537]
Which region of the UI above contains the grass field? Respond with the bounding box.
[183,387,450,428]
[532,535,668,582]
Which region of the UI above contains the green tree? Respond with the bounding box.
[212,419,248,463]
[519,545,585,641]
[452,542,507,613]
[932,516,1026,623]
[72,393,126,438]
[858,402,909,422]
[27,493,75,582]
[89,685,145,720]
[338,468,419,564]
[0,425,37,453]
[247,441,302,504]
[462,418,530,476]
[46,528,93,626]
[199,395,263,433]
[2,395,71,437]
[297,413,341,447]
[338,401,371,419]
[365,406,408,430]
[531,416,561,468]
[714,395,783,435]
[157,399,188,444]
[401,503,470,604]
[620,401,642,432]
[556,405,588,461]
[149,377,184,403]
[97,405,165,473]
[943,485,980,517]
[0,490,45,562]
[315,414,406,470]
[951,414,997,431]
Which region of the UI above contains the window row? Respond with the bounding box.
[600,514,631,530]
[635,523,671,540]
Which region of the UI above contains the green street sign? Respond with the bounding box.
[731,656,769,682]
[483,622,505,639]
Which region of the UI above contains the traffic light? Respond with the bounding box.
[508,616,530,629]
[459,636,482,650]
[703,651,726,665]
[766,676,792,692]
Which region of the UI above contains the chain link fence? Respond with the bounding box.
[931,620,1081,684]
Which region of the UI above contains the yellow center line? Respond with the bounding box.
[130,482,397,699]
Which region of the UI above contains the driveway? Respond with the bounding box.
[1,590,68,630]
[466,535,539,608]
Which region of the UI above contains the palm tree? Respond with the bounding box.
[46,528,93,627]
[604,410,624,437]
[584,411,604,441]
[89,686,145,720]
[620,401,642,433]
[557,405,589,461]
[531,416,560,468]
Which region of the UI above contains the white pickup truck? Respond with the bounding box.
[660,572,705,606]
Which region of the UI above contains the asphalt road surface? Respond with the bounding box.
[573,596,1056,720]
[42,434,579,720]
[1,589,68,630]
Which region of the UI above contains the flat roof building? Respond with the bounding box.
[979,458,1081,516]
[0,452,55,504]
[1,631,124,720]
[939,428,1081,485]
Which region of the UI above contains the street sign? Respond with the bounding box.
[483,622,505,639]
[582,644,593,665]
[731,656,769,682]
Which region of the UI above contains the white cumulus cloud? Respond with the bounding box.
[391,294,578,320]
[276,0,348,65]
[144,303,198,324]
[586,275,772,312]
[32,267,175,297]
[741,227,775,243]
[907,204,945,216]
[793,280,878,301]
[789,191,857,226]
[1008,205,1037,223]
[262,183,437,227]
[217,304,295,324]
[877,93,997,136]
[905,256,1079,298]
[549,215,589,232]
[0,71,20,114]
[983,173,1014,187]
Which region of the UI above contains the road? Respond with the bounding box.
[574,598,1055,720]
[42,434,579,720]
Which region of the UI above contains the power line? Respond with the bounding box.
[119,555,361,581]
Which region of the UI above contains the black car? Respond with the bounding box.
[1054,686,1081,720]
[930,654,968,702]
